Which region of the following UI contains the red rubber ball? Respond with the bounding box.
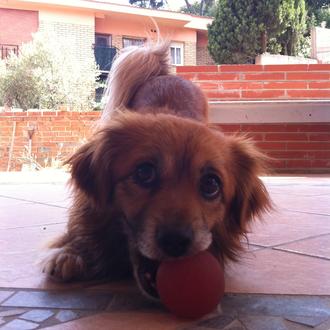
[156,250,225,319]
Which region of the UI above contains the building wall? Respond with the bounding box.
[196,31,215,65]
[95,16,198,65]
[0,8,38,45]
[184,41,196,66]
[38,9,95,63]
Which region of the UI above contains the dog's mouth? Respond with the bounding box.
[136,253,160,299]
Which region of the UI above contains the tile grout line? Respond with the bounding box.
[249,232,330,251]
[271,232,330,249]
[0,221,67,231]
[272,247,330,261]
[281,208,330,217]
[0,195,69,210]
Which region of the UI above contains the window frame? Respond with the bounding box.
[122,37,145,48]
[170,42,184,66]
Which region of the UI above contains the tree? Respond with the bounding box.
[277,0,307,56]
[208,0,286,64]
[0,32,99,111]
[129,0,166,9]
[207,0,308,64]
[180,0,216,16]
[306,0,330,27]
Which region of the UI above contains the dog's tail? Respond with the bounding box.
[101,41,170,121]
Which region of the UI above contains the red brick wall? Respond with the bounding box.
[177,64,330,100]
[218,123,330,173]
[175,64,330,173]
[0,111,98,171]
[0,111,329,173]
[0,8,38,45]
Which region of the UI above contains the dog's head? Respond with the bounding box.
[67,112,270,298]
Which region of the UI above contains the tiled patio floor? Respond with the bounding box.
[0,171,329,329]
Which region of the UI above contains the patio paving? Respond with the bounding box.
[0,171,329,329]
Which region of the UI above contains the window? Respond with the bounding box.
[123,37,145,48]
[95,34,112,47]
[170,42,184,66]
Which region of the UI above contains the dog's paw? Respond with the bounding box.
[42,248,85,282]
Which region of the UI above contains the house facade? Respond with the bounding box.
[0,0,214,70]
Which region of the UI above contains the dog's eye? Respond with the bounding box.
[199,174,222,200]
[133,163,157,188]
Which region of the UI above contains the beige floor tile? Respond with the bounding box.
[271,194,330,215]
[275,234,330,260]
[248,210,330,247]
[0,202,68,230]
[0,224,68,289]
[224,249,330,295]
[43,312,190,330]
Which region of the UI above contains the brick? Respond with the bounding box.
[263,81,307,89]
[287,90,330,98]
[287,142,330,150]
[216,124,241,132]
[219,65,263,72]
[266,151,306,159]
[256,142,287,150]
[308,150,330,158]
[311,159,330,167]
[265,133,308,141]
[309,81,330,89]
[241,90,285,99]
[287,72,330,80]
[287,160,312,168]
[309,133,330,141]
[219,82,263,90]
[176,65,218,73]
[297,124,330,132]
[308,64,330,71]
[206,91,241,99]
[177,73,197,81]
[243,72,285,80]
[264,64,308,71]
[268,150,330,160]
[238,124,289,132]
[270,159,287,168]
[197,82,219,90]
[197,73,240,81]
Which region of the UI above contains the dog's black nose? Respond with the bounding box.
[156,226,193,257]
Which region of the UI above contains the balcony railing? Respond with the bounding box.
[1,44,19,60]
[94,45,117,72]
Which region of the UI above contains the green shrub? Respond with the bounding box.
[0,32,100,111]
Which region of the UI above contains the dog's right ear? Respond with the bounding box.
[65,141,98,198]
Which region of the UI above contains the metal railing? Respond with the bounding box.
[0,44,19,60]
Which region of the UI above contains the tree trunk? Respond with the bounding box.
[261,30,267,53]
[184,0,193,12]
[200,0,205,15]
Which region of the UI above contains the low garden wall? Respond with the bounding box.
[0,63,329,173]
[0,111,98,171]
[177,64,330,100]
[0,109,329,173]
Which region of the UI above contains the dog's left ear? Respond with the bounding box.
[226,136,272,235]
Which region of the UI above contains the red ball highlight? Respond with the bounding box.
[156,251,225,319]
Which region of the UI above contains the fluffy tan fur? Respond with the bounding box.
[42,42,271,299]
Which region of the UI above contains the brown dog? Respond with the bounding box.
[42,42,271,299]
